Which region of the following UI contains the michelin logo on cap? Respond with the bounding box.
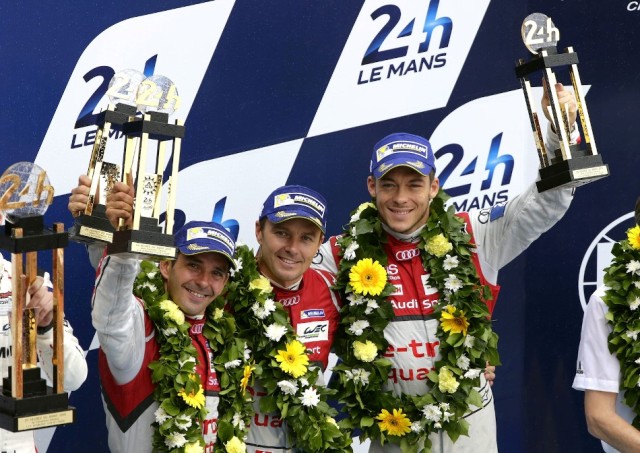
[376,141,429,163]
[186,226,235,250]
[273,192,326,217]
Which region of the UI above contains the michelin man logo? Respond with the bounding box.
[578,212,635,310]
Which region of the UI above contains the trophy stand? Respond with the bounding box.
[0,217,73,432]
[107,75,183,261]
[70,69,146,245]
[515,13,609,192]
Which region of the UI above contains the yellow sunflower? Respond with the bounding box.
[178,382,205,409]
[275,340,309,378]
[628,225,640,250]
[440,305,469,336]
[376,408,412,437]
[240,364,254,394]
[349,258,387,296]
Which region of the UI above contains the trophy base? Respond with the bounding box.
[537,154,609,192]
[0,217,68,253]
[107,229,176,260]
[69,206,115,245]
[0,315,74,433]
[0,388,74,432]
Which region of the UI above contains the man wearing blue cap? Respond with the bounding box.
[316,85,579,452]
[246,185,342,452]
[89,181,237,452]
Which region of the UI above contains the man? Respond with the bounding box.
[0,212,87,452]
[90,180,237,452]
[315,84,578,451]
[572,200,640,453]
[246,184,341,452]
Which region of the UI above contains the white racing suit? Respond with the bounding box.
[0,254,87,453]
[92,255,221,453]
[316,176,573,451]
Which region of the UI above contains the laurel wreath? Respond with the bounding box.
[222,244,352,452]
[332,190,499,452]
[602,224,640,428]
[133,260,253,453]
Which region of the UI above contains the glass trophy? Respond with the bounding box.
[69,69,145,244]
[106,74,183,260]
[0,162,74,432]
[515,12,609,192]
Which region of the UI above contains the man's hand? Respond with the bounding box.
[26,275,53,328]
[68,175,92,216]
[484,362,496,386]
[541,82,578,127]
[105,177,135,230]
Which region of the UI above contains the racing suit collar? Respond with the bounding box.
[381,222,425,243]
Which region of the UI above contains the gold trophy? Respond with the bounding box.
[70,69,145,244]
[515,12,609,192]
[0,162,74,432]
[106,74,183,260]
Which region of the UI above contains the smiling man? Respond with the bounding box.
[90,180,236,452]
[246,185,342,453]
[315,84,580,453]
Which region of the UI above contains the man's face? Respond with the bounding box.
[367,166,439,235]
[255,218,324,288]
[159,252,230,317]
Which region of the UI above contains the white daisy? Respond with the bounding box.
[154,406,170,424]
[463,335,476,349]
[365,299,379,315]
[456,354,470,371]
[265,323,287,342]
[627,330,639,341]
[300,387,320,407]
[627,260,640,275]
[343,242,360,261]
[443,255,459,271]
[345,368,371,386]
[164,432,187,449]
[348,320,370,336]
[421,404,441,423]
[162,327,178,337]
[225,359,242,369]
[444,274,463,293]
[347,294,365,306]
[232,412,244,429]
[464,368,482,379]
[411,421,423,433]
[174,414,192,430]
[631,297,640,311]
[277,380,299,395]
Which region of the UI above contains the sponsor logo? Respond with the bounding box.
[301,309,325,319]
[273,192,326,217]
[376,141,429,162]
[186,226,234,251]
[187,243,208,251]
[628,1,640,10]
[297,321,329,343]
[489,203,506,221]
[578,212,635,310]
[191,323,204,334]
[384,339,439,358]
[391,284,404,296]
[395,248,420,261]
[279,295,301,307]
[421,274,437,295]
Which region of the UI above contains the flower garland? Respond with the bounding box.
[133,260,254,453]
[332,191,499,452]
[602,224,640,425]
[222,244,352,452]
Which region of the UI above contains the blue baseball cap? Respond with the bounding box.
[260,185,328,233]
[370,132,436,179]
[174,221,236,268]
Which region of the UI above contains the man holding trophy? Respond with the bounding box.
[316,82,581,452]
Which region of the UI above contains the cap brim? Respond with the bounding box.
[265,212,326,233]
[373,159,433,179]
[177,247,236,269]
